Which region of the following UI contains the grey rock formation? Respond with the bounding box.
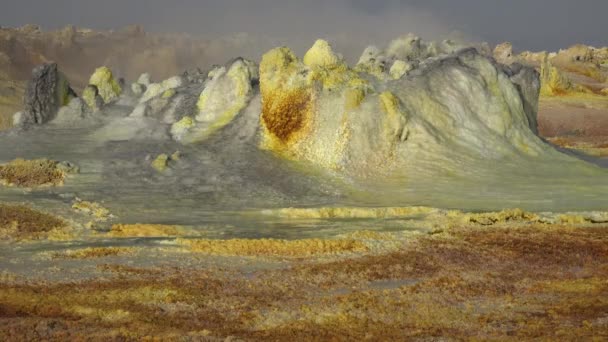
[129,103,150,118]
[162,84,204,124]
[12,112,25,128]
[53,97,86,124]
[131,82,146,96]
[23,63,75,124]
[494,42,516,65]
[182,68,207,84]
[82,85,104,112]
[503,63,541,134]
[137,73,151,86]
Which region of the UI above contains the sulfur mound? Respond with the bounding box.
[259,40,558,177]
[171,58,257,143]
[2,35,607,216]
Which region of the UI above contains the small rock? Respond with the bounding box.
[82,85,104,112]
[129,103,150,117]
[54,97,86,123]
[182,68,206,84]
[170,116,195,141]
[115,95,137,107]
[151,154,169,172]
[131,82,146,96]
[355,46,388,79]
[171,151,182,161]
[12,112,27,128]
[162,89,176,98]
[137,73,151,86]
[389,60,413,79]
[207,66,224,80]
[56,161,80,174]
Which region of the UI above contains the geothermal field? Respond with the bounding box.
[0,22,608,340]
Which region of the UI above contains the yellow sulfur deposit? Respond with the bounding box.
[72,200,111,221]
[193,60,254,140]
[151,154,169,172]
[171,59,255,144]
[170,116,195,141]
[268,206,438,219]
[389,60,412,79]
[303,39,342,68]
[162,88,176,98]
[108,223,191,238]
[378,91,409,141]
[81,85,101,111]
[178,237,368,257]
[88,66,122,103]
[52,247,136,259]
[344,87,366,110]
[259,41,372,168]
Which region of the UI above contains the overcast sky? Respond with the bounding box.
[1,0,607,52]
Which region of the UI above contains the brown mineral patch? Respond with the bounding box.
[0,159,65,187]
[538,100,608,137]
[1,224,608,340]
[261,88,311,143]
[96,264,165,276]
[462,208,540,226]
[0,203,69,240]
[561,64,607,83]
[178,237,368,257]
[0,112,12,131]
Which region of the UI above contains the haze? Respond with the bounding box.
[1,0,607,54]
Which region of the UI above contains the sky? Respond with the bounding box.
[1,0,607,52]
